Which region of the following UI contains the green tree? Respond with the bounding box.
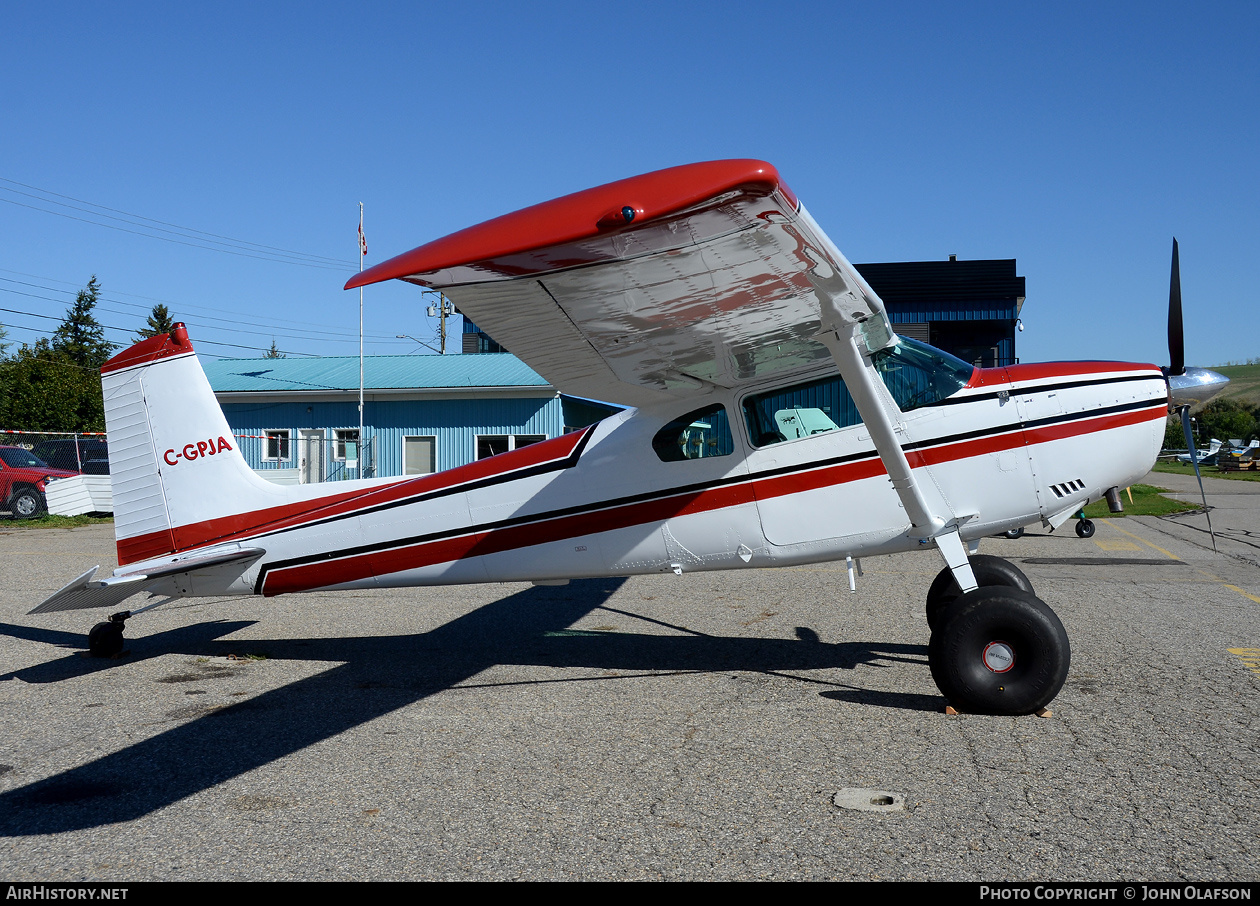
[52,276,116,368]
[1164,417,1188,450]
[264,339,286,359]
[0,339,105,432]
[136,303,176,340]
[1196,399,1259,444]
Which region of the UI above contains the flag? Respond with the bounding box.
[358,220,367,257]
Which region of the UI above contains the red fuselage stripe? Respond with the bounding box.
[115,427,592,565]
[259,402,1166,595]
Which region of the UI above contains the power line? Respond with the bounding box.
[0,306,320,357]
[0,177,354,266]
[0,268,410,343]
[0,177,359,271]
[0,279,402,347]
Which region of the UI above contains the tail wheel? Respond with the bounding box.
[928,586,1070,715]
[88,621,124,657]
[926,554,1034,631]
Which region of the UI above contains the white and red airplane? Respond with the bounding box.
[32,160,1227,715]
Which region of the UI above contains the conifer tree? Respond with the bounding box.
[52,276,115,368]
[137,303,176,340]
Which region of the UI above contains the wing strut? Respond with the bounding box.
[816,304,978,593]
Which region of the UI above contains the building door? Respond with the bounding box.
[299,429,324,483]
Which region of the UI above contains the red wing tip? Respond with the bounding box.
[343,159,786,290]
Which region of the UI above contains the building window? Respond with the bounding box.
[403,436,436,475]
[476,434,546,460]
[333,428,360,462]
[264,430,291,462]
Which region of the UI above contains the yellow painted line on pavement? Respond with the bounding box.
[1101,520,1260,606]
[1094,538,1141,551]
[1224,585,1260,605]
[1101,520,1180,560]
[1227,649,1260,674]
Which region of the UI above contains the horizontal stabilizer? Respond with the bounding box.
[30,547,265,615]
[30,568,152,614]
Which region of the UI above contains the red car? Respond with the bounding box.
[0,446,77,518]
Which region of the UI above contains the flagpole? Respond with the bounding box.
[358,202,365,479]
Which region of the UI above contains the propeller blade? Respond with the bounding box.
[1168,238,1184,376]
[1179,404,1217,552]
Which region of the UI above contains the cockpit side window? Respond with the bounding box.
[742,338,974,448]
[652,404,735,463]
[742,373,862,448]
[871,337,974,412]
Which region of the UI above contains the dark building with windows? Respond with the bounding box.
[853,257,1025,368]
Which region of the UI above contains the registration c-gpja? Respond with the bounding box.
[164,437,233,466]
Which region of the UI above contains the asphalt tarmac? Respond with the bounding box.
[1,472,1257,881]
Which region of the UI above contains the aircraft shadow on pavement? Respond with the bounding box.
[0,578,925,835]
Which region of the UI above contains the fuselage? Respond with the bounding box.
[133,353,1168,601]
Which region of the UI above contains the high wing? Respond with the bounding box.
[346,160,897,407]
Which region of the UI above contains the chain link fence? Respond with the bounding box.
[0,428,378,518]
[0,431,110,518]
[0,430,109,473]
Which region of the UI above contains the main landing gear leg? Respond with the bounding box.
[88,611,130,658]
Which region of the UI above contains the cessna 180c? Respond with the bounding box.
[33,160,1228,716]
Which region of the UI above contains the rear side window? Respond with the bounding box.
[652,405,734,462]
[743,373,862,447]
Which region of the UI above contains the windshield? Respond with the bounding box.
[0,448,49,469]
[871,336,974,412]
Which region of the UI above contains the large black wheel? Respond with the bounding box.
[929,586,1070,715]
[926,554,1034,631]
[11,487,44,519]
[88,621,124,657]
[1075,519,1096,539]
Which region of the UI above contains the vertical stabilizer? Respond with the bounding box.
[102,325,292,564]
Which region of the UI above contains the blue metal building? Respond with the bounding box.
[204,354,563,482]
[854,258,1026,367]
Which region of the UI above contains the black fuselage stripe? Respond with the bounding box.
[240,425,596,546]
[940,373,1163,406]
[252,393,1167,589]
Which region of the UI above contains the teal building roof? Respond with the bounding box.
[204,353,551,394]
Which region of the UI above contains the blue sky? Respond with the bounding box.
[2,1,1256,368]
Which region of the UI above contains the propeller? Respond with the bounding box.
[1164,238,1227,552]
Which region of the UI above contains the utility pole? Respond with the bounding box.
[358,203,366,478]
[426,292,451,354]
